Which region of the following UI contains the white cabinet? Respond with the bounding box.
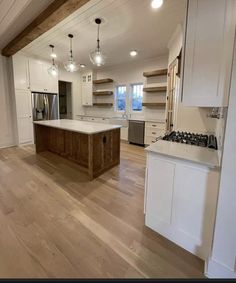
[15,90,34,145]
[145,152,219,260]
[81,72,93,106]
[29,59,58,93]
[12,54,30,90]
[182,0,236,107]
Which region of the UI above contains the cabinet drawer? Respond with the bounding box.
[146,121,165,130]
[145,136,158,145]
[146,128,165,138]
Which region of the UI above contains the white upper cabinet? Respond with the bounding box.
[12,54,30,90]
[182,0,236,107]
[81,71,93,106]
[29,59,58,93]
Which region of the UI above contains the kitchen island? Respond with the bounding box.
[34,119,121,180]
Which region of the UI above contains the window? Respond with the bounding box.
[131,83,143,111]
[116,85,126,111]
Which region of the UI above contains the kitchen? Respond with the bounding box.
[0,0,235,279]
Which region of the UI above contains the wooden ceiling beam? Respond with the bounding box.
[1,0,90,57]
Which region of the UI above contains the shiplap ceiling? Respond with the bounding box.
[0,0,54,51]
[22,0,186,68]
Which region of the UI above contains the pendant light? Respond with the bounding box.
[90,18,106,67]
[64,34,79,72]
[48,45,58,77]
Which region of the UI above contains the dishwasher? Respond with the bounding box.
[128,120,145,146]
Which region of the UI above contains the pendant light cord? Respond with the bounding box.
[97,23,100,51]
[70,37,73,58]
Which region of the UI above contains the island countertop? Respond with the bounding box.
[34,119,121,134]
[145,140,220,169]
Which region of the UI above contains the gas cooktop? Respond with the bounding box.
[162,131,218,150]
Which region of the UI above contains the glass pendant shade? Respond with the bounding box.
[64,57,79,72]
[90,18,106,67]
[48,45,58,77]
[64,34,79,72]
[89,49,106,67]
[48,64,58,77]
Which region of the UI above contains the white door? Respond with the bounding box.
[172,163,219,259]
[43,62,58,93]
[15,90,33,144]
[29,59,44,92]
[12,54,30,90]
[145,153,176,227]
[182,0,236,107]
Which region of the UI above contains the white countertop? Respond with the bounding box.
[34,119,121,134]
[146,140,220,169]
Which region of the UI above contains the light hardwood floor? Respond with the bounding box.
[0,142,204,278]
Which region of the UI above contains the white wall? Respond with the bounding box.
[167,25,219,134]
[0,55,16,148]
[83,55,168,121]
[206,40,236,279]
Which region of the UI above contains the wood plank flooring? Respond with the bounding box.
[0,142,204,278]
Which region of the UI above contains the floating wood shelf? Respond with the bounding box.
[142,102,166,107]
[93,78,113,84]
[143,69,168,78]
[143,86,167,92]
[93,103,113,107]
[93,91,113,96]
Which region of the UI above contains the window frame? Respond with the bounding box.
[130,82,144,113]
[115,85,127,112]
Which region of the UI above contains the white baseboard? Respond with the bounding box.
[0,143,16,149]
[206,258,236,278]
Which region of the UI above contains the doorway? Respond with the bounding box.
[58,81,72,119]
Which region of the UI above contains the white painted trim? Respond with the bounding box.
[206,258,236,278]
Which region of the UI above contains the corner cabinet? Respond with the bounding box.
[81,71,93,106]
[182,0,236,107]
[28,59,58,93]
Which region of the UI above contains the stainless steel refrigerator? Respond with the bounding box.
[32,92,59,121]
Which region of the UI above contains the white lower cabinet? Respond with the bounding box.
[15,90,34,145]
[145,152,219,260]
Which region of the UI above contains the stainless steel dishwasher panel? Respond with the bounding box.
[128,120,145,146]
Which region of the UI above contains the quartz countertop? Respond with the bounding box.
[145,140,220,169]
[34,119,121,134]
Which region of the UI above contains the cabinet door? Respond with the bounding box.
[172,163,219,259]
[182,0,236,107]
[29,59,45,92]
[145,154,175,227]
[81,73,93,106]
[43,63,58,93]
[15,90,33,144]
[12,54,30,90]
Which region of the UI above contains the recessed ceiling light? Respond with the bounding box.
[151,0,163,9]
[130,50,138,57]
[80,64,86,68]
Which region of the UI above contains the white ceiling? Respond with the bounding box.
[0,0,54,51]
[22,0,187,68]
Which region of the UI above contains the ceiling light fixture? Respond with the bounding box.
[130,50,138,57]
[64,34,79,72]
[80,64,86,68]
[48,45,58,77]
[90,18,106,67]
[151,0,163,9]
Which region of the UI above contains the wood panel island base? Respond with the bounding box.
[34,120,121,180]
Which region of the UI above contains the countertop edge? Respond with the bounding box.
[33,121,122,134]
